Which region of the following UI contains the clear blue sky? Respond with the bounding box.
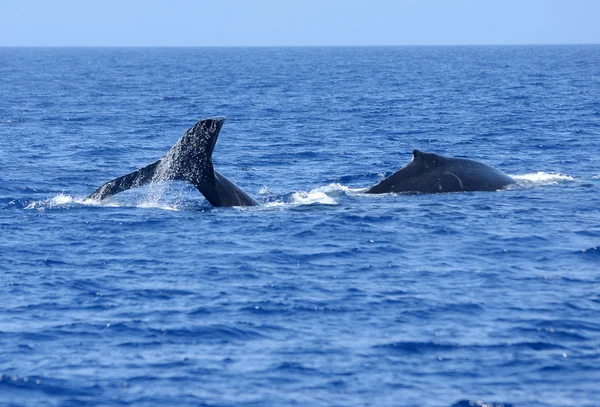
[1,0,599,46]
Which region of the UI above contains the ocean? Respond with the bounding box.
[1,46,599,406]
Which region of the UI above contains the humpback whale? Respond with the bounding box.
[87,117,258,207]
[366,149,515,194]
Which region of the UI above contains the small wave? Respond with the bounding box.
[156,95,187,101]
[374,340,460,354]
[577,247,598,257]
[0,118,23,124]
[0,374,103,397]
[274,362,319,373]
[512,172,575,187]
[451,401,514,407]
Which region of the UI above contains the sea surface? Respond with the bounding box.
[1,46,599,407]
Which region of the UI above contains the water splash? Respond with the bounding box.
[258,186,273,195]
[25,193,89,211]
[265,183,363,207]
[25,192,183,212]
[512,172,575,187]
[290,190,337,205]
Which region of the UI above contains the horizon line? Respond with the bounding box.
[1,43,599,48]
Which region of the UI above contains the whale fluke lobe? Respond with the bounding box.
[87,160,162,201]
[366,150,515,194]
[88,117,258,207]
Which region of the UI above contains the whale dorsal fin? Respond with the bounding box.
[412,149,441,166]
[412,149,425,160]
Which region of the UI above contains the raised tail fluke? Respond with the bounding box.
[87,117,257,207]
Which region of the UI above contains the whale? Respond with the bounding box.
[87,117,258,207]
[365,149,515,194]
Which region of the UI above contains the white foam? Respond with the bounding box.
[263,183,363,208]
[82,197,122,207]
[50,193,74,205]
[25,191,183,212]
[111,184,184,210]
[136,201,180,211]
[290,190,337,205]
[25,193,83,210]
[292,182,362,205]
[314,183,365,195]
[512,172,575,186]
[258,186,273,195]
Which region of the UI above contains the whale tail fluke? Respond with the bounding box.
[87,117,257,207]
[87,160,162,201]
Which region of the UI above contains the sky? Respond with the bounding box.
[1,0,599,47]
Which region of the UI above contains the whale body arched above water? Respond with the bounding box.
[365,149,515,194]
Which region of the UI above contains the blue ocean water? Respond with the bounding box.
[1,46,599,406]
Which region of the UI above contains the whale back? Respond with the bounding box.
[366,149,515,194]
